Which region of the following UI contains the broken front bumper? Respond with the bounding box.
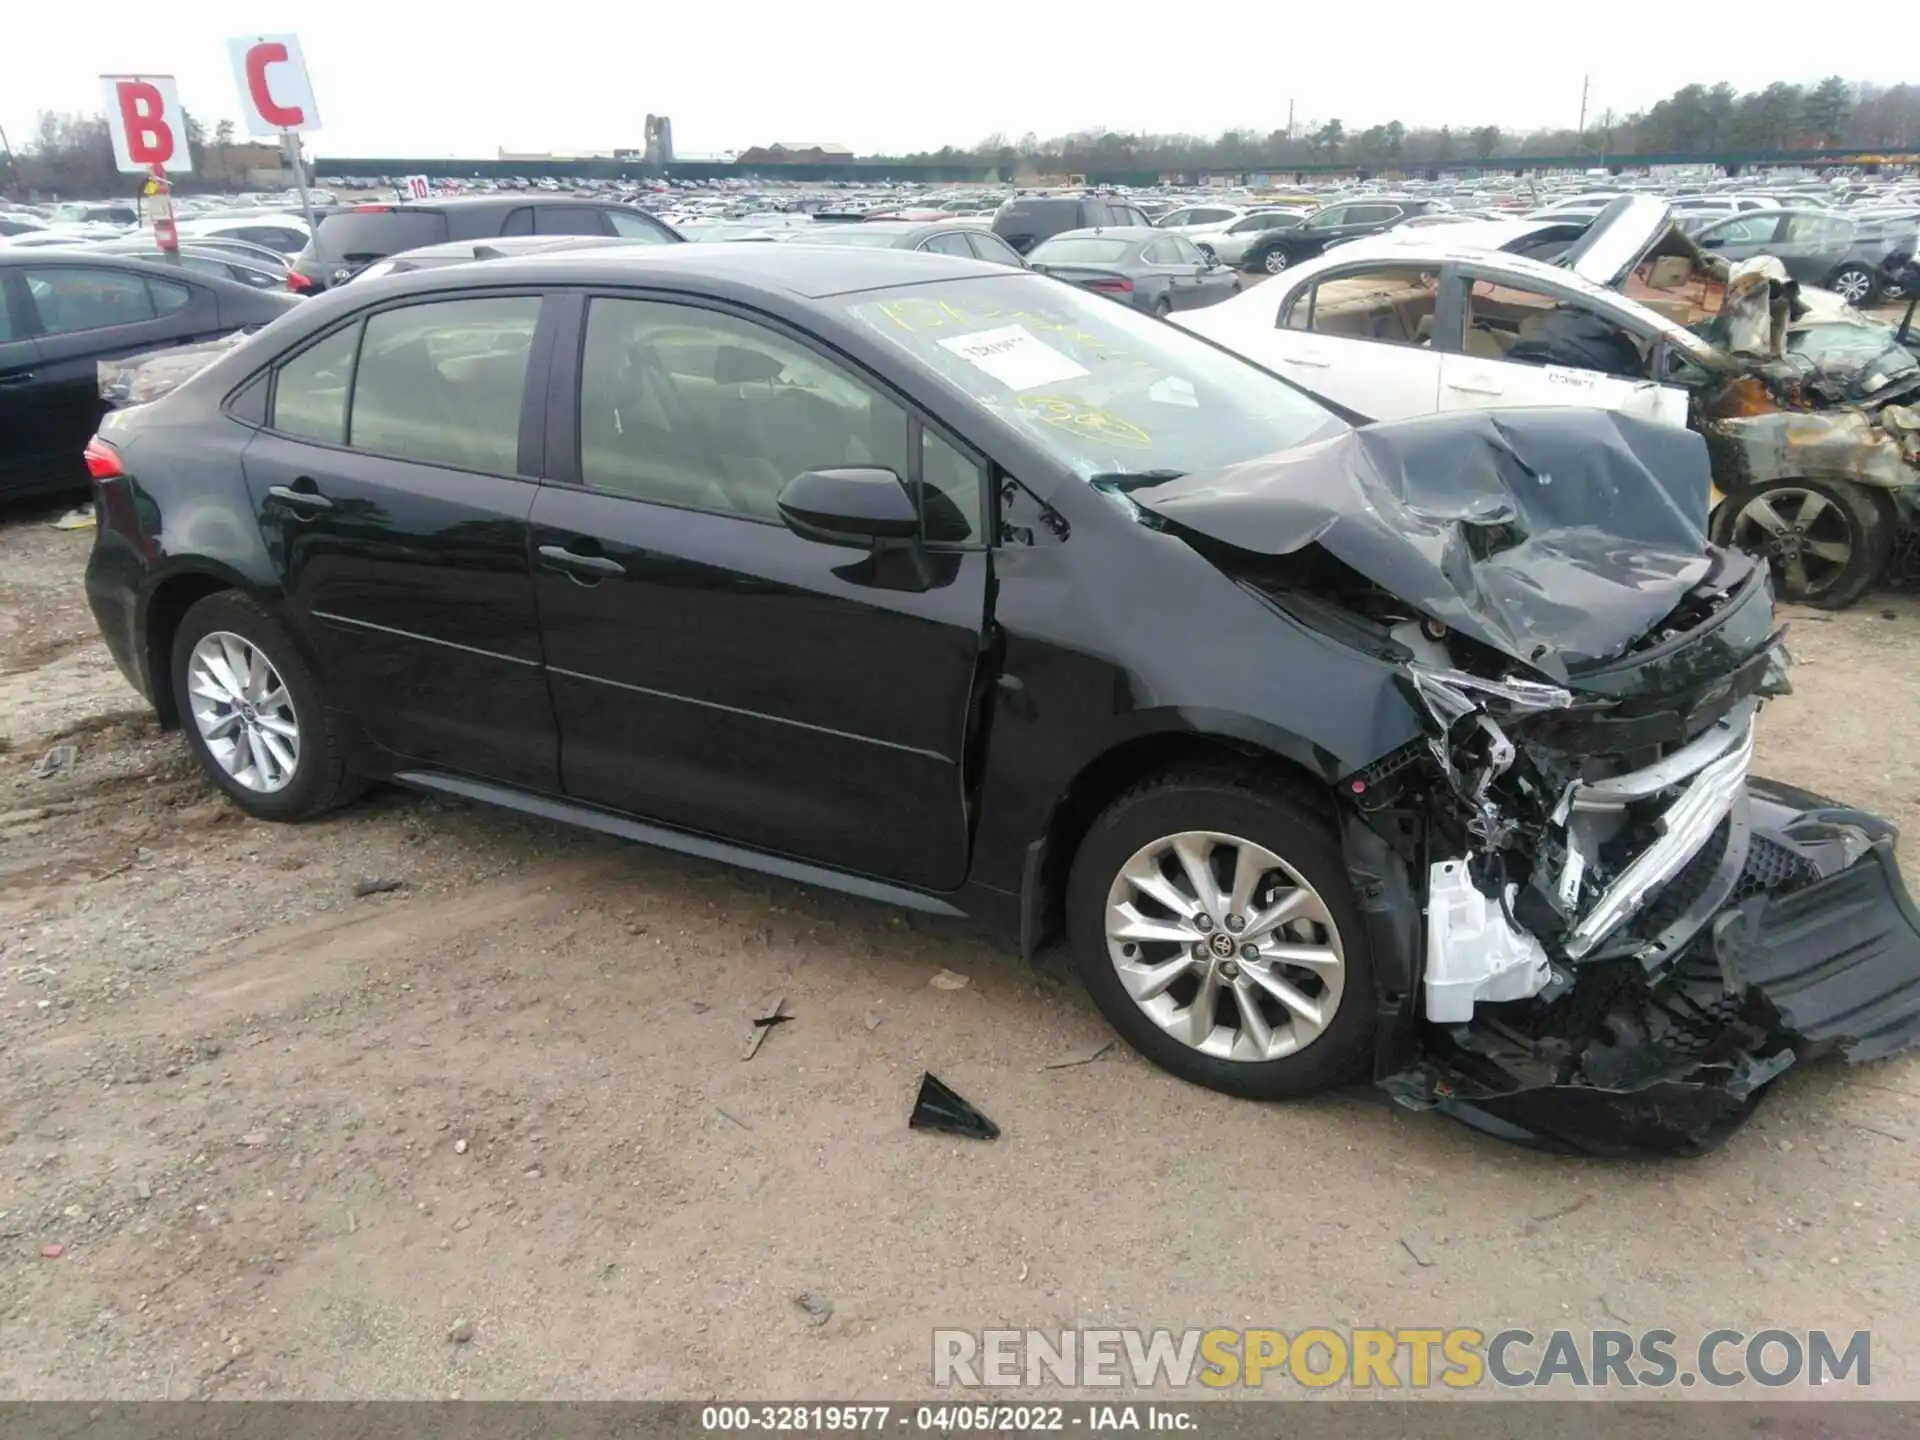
[1385,779,1920,1156]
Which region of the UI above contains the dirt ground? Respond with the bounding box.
[1,504,1918,1401]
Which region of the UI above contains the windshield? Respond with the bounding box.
[839,274,1347,481]
[1030,237,1133,264]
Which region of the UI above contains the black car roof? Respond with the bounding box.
[384,194,625,212]
[361,243,1006,301]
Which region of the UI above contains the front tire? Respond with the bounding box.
[1709,477,1890,610]
[1256,246,1290,275]
[1066,770,1374,1100]
[170,591,361,821]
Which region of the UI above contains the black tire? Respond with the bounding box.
[1824,263,1879,308]
[169,591,362,821]
[1254,246,1290,275]
[1709,477,1890,611]
[1150,295,1172,318]
[1065,768,1374,1101]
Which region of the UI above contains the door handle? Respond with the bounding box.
[267,482,334,511]
[0,370,33,387]
[1446,375,1504,396]
[538,544,626,579]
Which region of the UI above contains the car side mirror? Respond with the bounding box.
[777,467,920,548]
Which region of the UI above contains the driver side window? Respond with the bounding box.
[576,298,914,524]
[1463,277,1650,380]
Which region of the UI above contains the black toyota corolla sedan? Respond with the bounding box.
[81,245,1920,1154]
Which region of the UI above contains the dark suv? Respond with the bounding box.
[992,194,1158,255]
[1241,197,1442,274]
[289,196,682,293]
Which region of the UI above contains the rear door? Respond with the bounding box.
[240,290,560,787]
[526,291,991,890]
[1215,259,1445,419]
[15,265,228,490]
[1142,238,1192,307]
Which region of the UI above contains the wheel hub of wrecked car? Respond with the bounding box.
[1104,830,1345,1063]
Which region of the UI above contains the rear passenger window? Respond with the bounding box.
[150,279,192,314]
[605,209,671,241]
[272,325,360,444]
[348,296,541,472]
[1281,265,1442,349]
[919,232,974,257]
[498,209,534,236]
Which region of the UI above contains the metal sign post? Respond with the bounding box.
[282,130,320,233]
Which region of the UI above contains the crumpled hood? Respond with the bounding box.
[1128,407,1715,679]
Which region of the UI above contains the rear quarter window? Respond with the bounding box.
[314,210,449,261]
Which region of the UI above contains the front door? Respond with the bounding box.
[529,292,990,891]
[0,272,46,496]
[1437,269,1689,427]
[240,291,560,789]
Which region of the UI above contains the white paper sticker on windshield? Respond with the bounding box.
[1148,375,1199,408]
[938,326,1089,391]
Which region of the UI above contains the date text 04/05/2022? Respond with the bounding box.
[699,1405,1197,1431]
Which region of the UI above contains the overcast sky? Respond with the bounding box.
[3,0,1908,161]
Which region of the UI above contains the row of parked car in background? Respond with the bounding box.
[3,171,1917,604]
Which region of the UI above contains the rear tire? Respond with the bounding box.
[1151,296,1172,318]
[1066,768,1374,1100]
[170,591,362,822]
[1709,477,1889,610]
[1824,263,1878,308]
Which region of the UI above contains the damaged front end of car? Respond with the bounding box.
[1133,406,1920,1155]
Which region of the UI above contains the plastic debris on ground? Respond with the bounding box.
[740,992,789,1061]
[30,744,76,780]
[50,506,96,531]
[909,1072,1000,1140]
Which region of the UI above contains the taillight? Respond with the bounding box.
[84,437,126,480]
[1087,276,1135,294]
[288,270,315,293]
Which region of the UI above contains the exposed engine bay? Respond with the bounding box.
[1132,406,1920,1155]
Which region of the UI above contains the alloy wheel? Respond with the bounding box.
[1262,249,1289,274]
[1728,486,1854,600]
[1831,268,1872,305]
[1103,830,1345,1063]
[186,631,302,793]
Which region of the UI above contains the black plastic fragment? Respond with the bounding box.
[1721,841,1920,1062]
[910,1072,1000,1140]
